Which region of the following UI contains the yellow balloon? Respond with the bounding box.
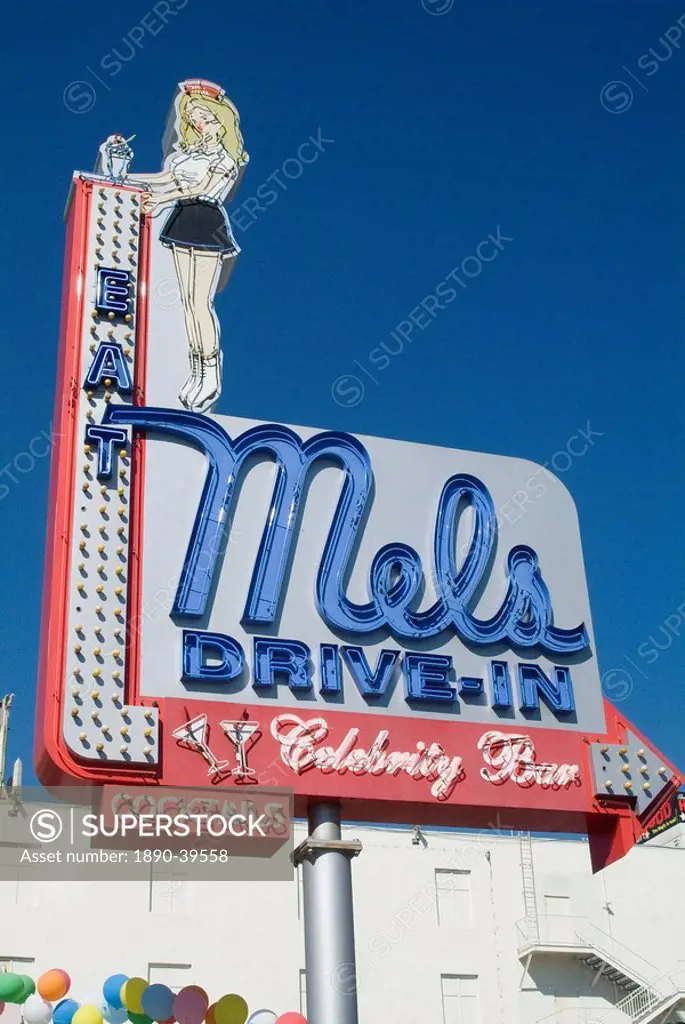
[120,979,149,1015]
[73,1007,103,1024]
[214,995,248,1024]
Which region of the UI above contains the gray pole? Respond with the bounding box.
[295,801,362,1024]
[0,695,13,795]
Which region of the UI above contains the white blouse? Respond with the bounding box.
[167,145,238,202]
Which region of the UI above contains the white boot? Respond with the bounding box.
[189,352,222,414]
[179,352,200,408]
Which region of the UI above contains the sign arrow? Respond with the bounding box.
[590,729,677,818]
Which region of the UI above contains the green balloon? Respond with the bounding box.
[129,1013,153,1024]
[18,976,36,1001]
[0,975,25,1003]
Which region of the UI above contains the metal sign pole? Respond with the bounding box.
[0,695,13,793]
[294,802,362,1024]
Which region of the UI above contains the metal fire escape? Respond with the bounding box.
[516,835,685,1024]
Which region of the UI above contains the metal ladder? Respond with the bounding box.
[520,831,540,942]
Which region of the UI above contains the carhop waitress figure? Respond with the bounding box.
[126,79,248,414]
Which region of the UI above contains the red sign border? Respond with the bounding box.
[35,178,683,872]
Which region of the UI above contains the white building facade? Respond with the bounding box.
[1,799,684,1024]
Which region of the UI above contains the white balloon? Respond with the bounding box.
[77,994,113,1021]
[77,995,106,1015]
[246,1012,277,1024]
[23,995,53,1024]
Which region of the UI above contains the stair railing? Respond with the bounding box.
[603,966,685,1024]
[516,914,660,993]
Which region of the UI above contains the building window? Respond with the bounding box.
[149,862,192,914]
[0,958,35,972]
[544,894,571,916]
[297,863,304,921]
[147,965,193,993]
[542,894,574,943]
[298,970,307,1016]
[441,975,478,1024]
[435,869,472,927]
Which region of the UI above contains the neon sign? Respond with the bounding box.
[36,79,683,872]
[101,405,589,657]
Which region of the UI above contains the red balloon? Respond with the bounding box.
[275,1016,307,1024]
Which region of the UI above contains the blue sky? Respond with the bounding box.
[1,0,685,784]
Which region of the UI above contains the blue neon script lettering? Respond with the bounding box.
[104,407,589,655]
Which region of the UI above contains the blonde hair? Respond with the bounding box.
[178,93,248,165]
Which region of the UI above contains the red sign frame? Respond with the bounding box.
[36,176,683,873]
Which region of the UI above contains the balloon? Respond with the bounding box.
[78,993,116,1023]
[0,979,23,1005]
[23,995,53,1024]
[81,993,108,1015]
[275,1016,307,1024]
[120,981,148,1016]
[141,987,173,1024]
[214,997,247,1024]
[128,1014,152,1024]
[172,990,207,1024]
[53,1000,79,1024]
[38,973,70,1002]
[73,1008,103,1024]
[102,1007,127,1024]
[182,992,207,1008]
[182,992,206,1004]
[103,979,128,1011]
[205,1007,216,1024]
[17,979,36,1003]
[246,1014,277,1024]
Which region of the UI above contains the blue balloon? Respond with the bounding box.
[103,977,128,1011]
[53,1000,79,1024]
[102,1006,127,1024]
[141,986,174,1023]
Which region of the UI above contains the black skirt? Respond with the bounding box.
[159,198,239,255]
